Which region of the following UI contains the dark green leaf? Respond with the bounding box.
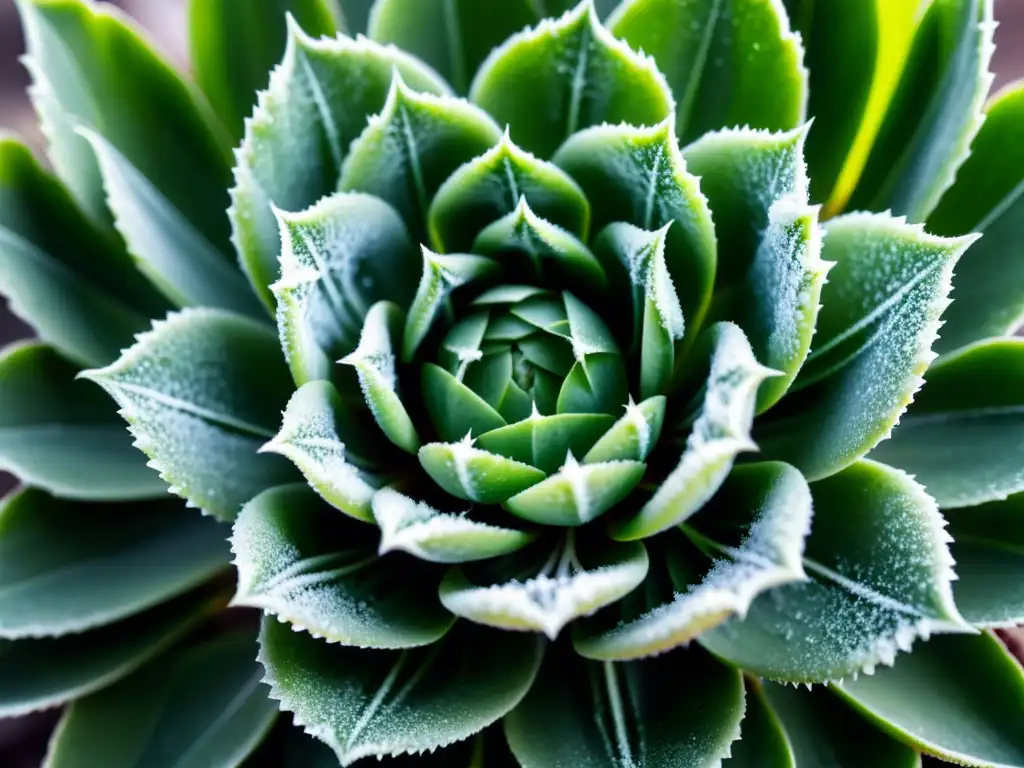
[233,485,454,648]
[421,362,509,443]
[608,0,808,145]
[0,343,165,500]
[835,633,1024,768]
[230,19,449,307]
[82,309,298,521]
[0,488,227,639]
[505,645,744,767]
[259,617,542,765]
[338,0,374,34]
[46,632,278,768]
[725,680,795,768]
[870,338,1024,508]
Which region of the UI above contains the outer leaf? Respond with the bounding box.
[847,0,996,223]
[835,633,1024,768]
[758,212,973,481]
[188,0,341,142]
[611,323,775,541]
[262,381,386,523]
[0,488,227,639]
[726,681,795,768]
[419,436,547,504]
[233,485,454,649]
[553,120,717,347]
[45,632,278,768]
[0,138,164,368]
[16,0,232,235]
[340,76,502,240]
[470,2,674,158]
[440,533,648,638]
[0,343,165,500]
[368,0,537,94]
[761,682,920,768]
[0,588,216,718]
[700,461,966,684]
[870,339,1024,508]
[82,309,298,521]
[505,646,744,768]
[273,193,419,385]
[927,82,1024,353]
[608,0,807,145]
[577,461,811,660]
[259,617,542,765]
[373,487,535,564]
[428,131,590,253]
[943,494,1024,627]
[230,19,449,307]
[283,727,492,767]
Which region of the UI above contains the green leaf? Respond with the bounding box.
[441,532,647,639]
[582,396,666,464]
[230,20,449,308]
[0,343,165,500]
[555,292,630,416]
[726,680,795,768]
[273,193,419,386]
[0,138,165,368]
[608,0,807,145]
[262,381,386,523]
[470,1,673,159]
[259,617,542,765]
[943,494,1024,627]
[283,727,497,767]
[758,212,974,481]
[0,488,227,639]
[682,125,828,411]
[233,485,454,649]
[835,633,1024,768]
[79,128,264,319]
[760,682,920,768]
[340,76,502,240]
[340,302,421,453]
[368,0,537,94]
[927,82,1024,353]
[576,461,811,660]
[82,309,297,521]
[870,339,1024,509]
[553,120,717,347]
[16,0,233,235]
[610,322,775,541]
[373,487,535,564]
[700,460,967,684]
[505,645,744,768]
[45,632,278,768]
[0,587,217,718]
[421,362,509,443]
[477,412,614,474]
[429,131,590,253]
[188,0,341,142]
[419,436,547,504]
[338,0,374,34]
[847,0,995,223]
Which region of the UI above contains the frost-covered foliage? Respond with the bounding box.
[2,0,1024,766]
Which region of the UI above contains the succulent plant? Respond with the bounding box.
[2,0,1024,765]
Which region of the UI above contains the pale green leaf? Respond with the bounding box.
[835,633,1024,768]
[870,338,1024,508]
[470,1,673,158]
[758,212,974,481]
[273,193,419,386]
[582,396,666,464]
[608,0,807,145]
[233,485,454,648]
[611,323,775,541]
[82,309,298,521]
[477,411,614,474]
[577,461,811,660]
[0,488,227,639]
[725,680,795,768]
[848,0,996,223]
[0,343,165,500]
[419,436,547,504]
[230,20,449,307]
[505,645,744,768]
[373,487,535,564]
[259,617,542,765]
[45,632,278,768]
[700,460,967,684]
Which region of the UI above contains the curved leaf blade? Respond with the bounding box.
[419,437,547,504]
[726,680,795,768]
